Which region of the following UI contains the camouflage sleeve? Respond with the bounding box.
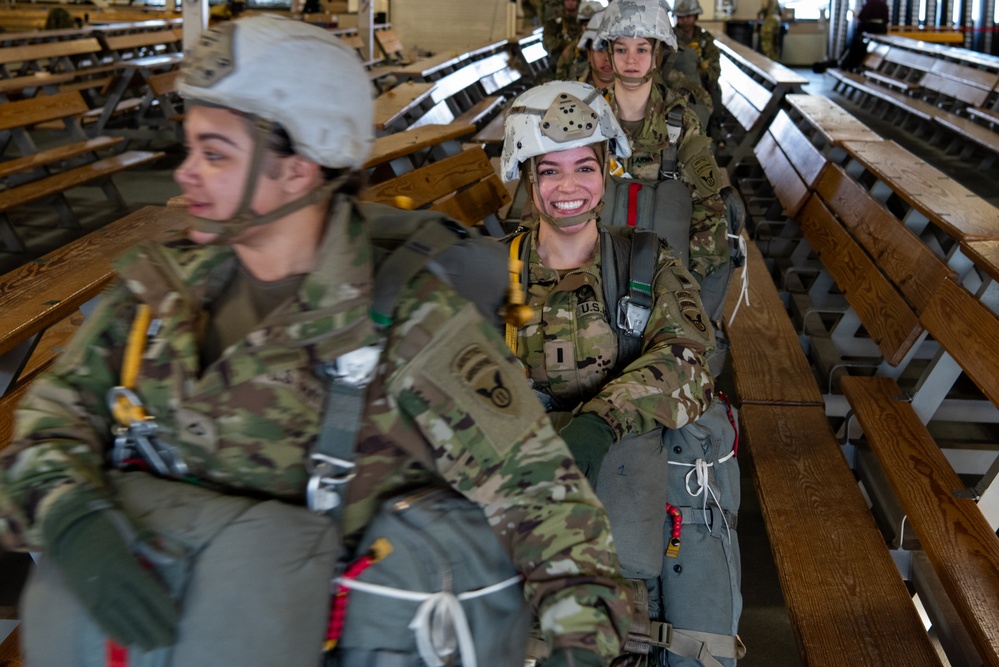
[581,245,715,439]
[554,44,578,81]
[701,33,722,89]
[678,116,728,282]
[0,283,134,550]
[386,273,631,660]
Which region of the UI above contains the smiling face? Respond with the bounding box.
[174,105,291,244]
[611,36,655,83]
[531,145,605,234]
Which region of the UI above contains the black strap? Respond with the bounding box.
[600,227,658,374]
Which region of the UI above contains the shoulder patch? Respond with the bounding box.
[452,344,515,412]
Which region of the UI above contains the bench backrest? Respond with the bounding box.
[0,90,89,132]
[360,146,510,227]
[752,109,825,218]
[102,27,181,55]
[918,71,991,107]
[374,28,405,62]
[0,36,103,67]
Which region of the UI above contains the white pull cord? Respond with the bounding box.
[726,233,750,330]
[669,454,735,543]
[334,574,522,667]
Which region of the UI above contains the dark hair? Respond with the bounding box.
[266,123,364,194]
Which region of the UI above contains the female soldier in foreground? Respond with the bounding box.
[0,16,629,667]
[502,81,742,667]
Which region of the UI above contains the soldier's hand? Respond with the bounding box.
[543,647,607,667]
[44,492,178,650]
[560,413,616,489]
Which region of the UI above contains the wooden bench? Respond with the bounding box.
[842,374,999,667]
[374,26,410,66]
[0,36,104,78]
[510,28,549,79]
[364,122,476,182]
[741,101,999,666]
[374,81,438,134]
[710,29,807,168]
[720,240,944,667]
[782,94,882,162]
[0,90,164,252]
[360,145,510,237]
[1,205,187,452]
[405,50,520,131]
[99,26,182,61]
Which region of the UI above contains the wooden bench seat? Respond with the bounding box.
[0,205,187,361]
[840,139,999,243]
[721,246,943,666]
[723,236,823,406]
[360,145,509,236]
[842,374,999,667]
[739,403,944,667]
[0,135,124,180]
[0,150,164,216]
[0,36,104,77]
[374,81,437,132]
[364,122,476,181]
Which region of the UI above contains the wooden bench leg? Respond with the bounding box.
[0,215,26,254]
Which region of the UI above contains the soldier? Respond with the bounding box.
[554,0,608,82]
[0,15,630,667]
[543,0,585,72]
[500,80,718,666]
[599,0,728,285]
[670,0,722,133]
[757,0,782,60]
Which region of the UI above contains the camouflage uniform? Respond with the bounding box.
[543,1,584,67]
[511,226,715,437]
[0,199,632,660]
[605,83,728,282]
[758,0,781,60]
[555,43,591,82]
[676,25,720,94]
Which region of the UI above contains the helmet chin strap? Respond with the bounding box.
[189,116,350,243]
[611,40,663,85]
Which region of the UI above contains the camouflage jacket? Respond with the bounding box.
[605,82,728,281]
[0,198,631,659]
[555,44,590,82]
[676,25,721,92]
[510,226,714,439]
[543,15,583,65]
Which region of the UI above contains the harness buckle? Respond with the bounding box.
[107,387,188,478]
[651,621,673,648]
[617,296,651,338]
[306,453,356,513]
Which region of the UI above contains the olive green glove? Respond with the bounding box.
[543,647,607,667]
[43,489,178,650]
[559,412,616,489]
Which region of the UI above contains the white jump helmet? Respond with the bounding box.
[578,9,608,50]
[600,0,678,83]
[578,0,606,21]
[177,15,373,237]
[179,15,373,170]
[501,81,631,227]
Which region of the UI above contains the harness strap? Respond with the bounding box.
[504,232,529,355]
[659,107,685,180]
[111,303,153,426]
[650,624,747,665]
[371,218,468,328]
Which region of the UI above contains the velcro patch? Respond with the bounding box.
[452,344,514,412]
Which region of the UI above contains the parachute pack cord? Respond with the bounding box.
[504,232,530,355]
